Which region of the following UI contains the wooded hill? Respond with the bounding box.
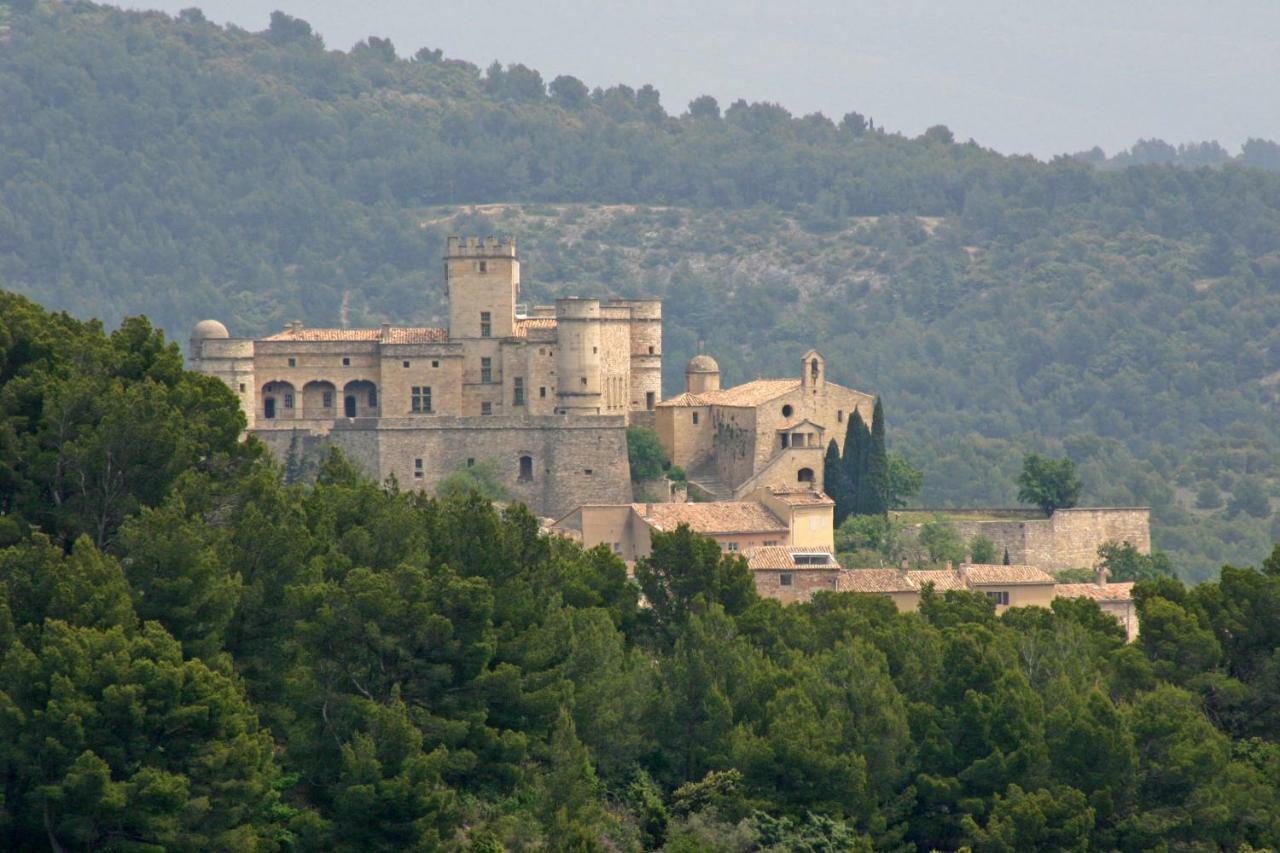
[3,289,1280,850]
[4,1,1280,579]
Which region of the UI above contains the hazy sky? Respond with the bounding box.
[122,0,1280,158]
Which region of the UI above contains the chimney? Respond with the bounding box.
[1095,564,1109,587]
[898,558,909,576]
[380,322,392,342]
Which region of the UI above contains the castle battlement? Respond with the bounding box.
[445,235,517,258]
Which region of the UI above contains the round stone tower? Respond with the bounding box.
[685,353,720,394]
[555,297,604,416]
[188,319,256,429]
[611,298,662,412]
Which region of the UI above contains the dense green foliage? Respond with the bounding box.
[3,1,1280,582]
[1016,453,1084,516]
[627,426,669,483]
[5,287,1280,849]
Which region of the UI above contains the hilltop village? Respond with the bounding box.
[189,236,1147,633]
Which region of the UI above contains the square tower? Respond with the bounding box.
[445,236,519,339]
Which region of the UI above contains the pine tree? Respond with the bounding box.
[842,409,870,517]
[824,440,848,524]
[859,398,889,517]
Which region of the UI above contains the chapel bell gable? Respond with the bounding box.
[801,349,825,393]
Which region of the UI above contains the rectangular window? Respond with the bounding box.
[763,540,779,547]
[540,386,547,399]
[513,377,525,406]
[342,357,350,366]
[480,358,492,383]
[478,260,487,273]
[368,388,377,407]
[287,357,296,367]
[837,410,844,422]
[432,360,439,368]
[239,383,246,392]
[780,572,793,587]
[322,391,333,408]
[414,458,423,479]
[283,393,294,409]
[481,401,492,416]
[403,360,410,368]
[480,311,491,338]
[646,391,655,410]
[411,386,432,413]
[986,590,1010,606]
[692,412,699,425]
[726,542,739,553]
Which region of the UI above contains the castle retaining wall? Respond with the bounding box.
[252,415,632,519]
[894,508,1151,573]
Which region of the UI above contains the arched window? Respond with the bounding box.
[518,455,533,482]
[811,358,819,379]
[797,467,814,483]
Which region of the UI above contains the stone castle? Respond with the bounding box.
[189,237,659,516]
[188,235,889,517]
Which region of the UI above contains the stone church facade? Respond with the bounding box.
[188,237,659,517]
[655,350,875,500]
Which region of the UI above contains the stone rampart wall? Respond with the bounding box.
[252,415,632,519]
[897,508,1151,573]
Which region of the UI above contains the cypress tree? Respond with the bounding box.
[1002,546,1011,565]
[823,439,848,524]
[842,409,869,516]
[860,397,889,517]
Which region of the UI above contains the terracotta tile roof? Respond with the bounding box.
[1054,581,1135,602]
[745,546,841,570]
[265,328,380,341]
[634,501,787,534]
[763,487,835,507]
[960,563,1056,585]
[263,327,449,343]
[905,569,969,591]
[776,418,825,432]
[699,379,800,407]
[386,327,450,343]
[838,568,917,593]
[514,317,558,338]
[655,392,710,407]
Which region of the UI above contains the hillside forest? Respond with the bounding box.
[5,2,1280,580]
[4,290,1280,850]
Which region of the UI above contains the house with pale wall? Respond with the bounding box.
[839,563,1138,639]
[551,485,843,598]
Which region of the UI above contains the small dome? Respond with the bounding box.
[686,353,720,374]
[191,319,229,340]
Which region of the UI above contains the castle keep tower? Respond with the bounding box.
[446,236,519,416]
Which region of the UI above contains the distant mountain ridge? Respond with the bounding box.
[4,1,1280,579]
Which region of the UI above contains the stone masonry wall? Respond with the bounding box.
[252,415,632,519]
[896,508,1151,573]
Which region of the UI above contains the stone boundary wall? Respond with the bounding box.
[895,507,1151,573]
[252,415,632,519]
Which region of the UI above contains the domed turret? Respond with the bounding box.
[191,319,230,340]
[685,353,720,393]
